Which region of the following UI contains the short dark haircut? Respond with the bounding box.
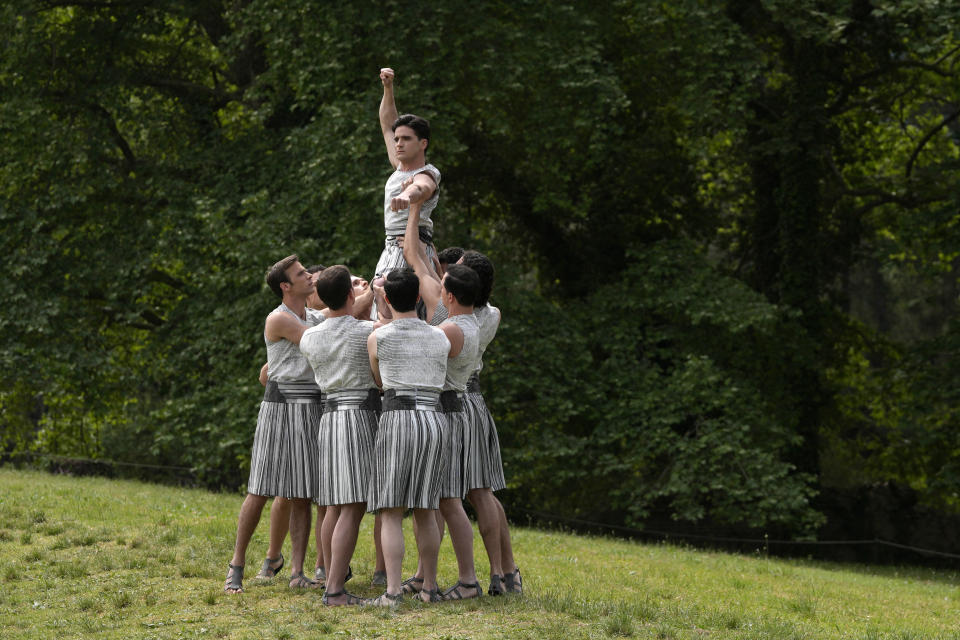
[265,254,299,299]
[437,247,464,266]
[384,268,420,313]
[460,250,494,307]
[442,264,480,307]
[392,114,430,152]
[306,264,325,274]
[314,265,351,310]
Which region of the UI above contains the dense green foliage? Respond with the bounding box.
[2,1,959,536]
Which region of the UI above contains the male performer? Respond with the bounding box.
[460,250,522,594]
[397,202,482,600]
[371,67,441,321]
[299,265,380,606]
[224,255,323,593]
[365,268,449,605]
[437,247,464,275]
[257,269,380,584]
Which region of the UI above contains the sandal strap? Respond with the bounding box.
[443,581,482,600]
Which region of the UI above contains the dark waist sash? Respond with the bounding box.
[386,227,434,244]
[440,390,464,413]
[263,380,324,404]
[382,388,441,413]
[324,388,382,413]
[466,373,481,394]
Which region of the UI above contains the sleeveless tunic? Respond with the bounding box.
[367,317,450,512]
[463,304,506,492]
[300,315,379,506]
[248,304,324,499]
[439,313,480,498]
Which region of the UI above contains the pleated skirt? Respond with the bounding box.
[247,400,322,499]
[441,409,466,499]
[462,391,506,492]
[316,407,378,506]
[367,409,446,512]
[374,236,438,278]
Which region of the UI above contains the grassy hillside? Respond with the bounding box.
[0,467,957,639]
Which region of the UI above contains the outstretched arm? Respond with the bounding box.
[367,332,383,389]
[403,201,442,322]
[379,67,399,168]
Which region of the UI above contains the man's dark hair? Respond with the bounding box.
[314,265,351,310]
[437,247,464,266]
[392,114,430,152]
[265,254,299,299]
[442,264,480,308]
[460,250,494,307]
[384,268,420,313]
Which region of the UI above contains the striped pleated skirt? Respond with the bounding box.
[374,234,438,278]
[462,387,506,492]
[440,391,466,499]
[316,390,380,506]
[367,390,447,512]
[247,381,323,499]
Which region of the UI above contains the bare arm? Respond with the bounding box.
[367,331,383,389]
[379,67,399,167]
[403,200,442,322]
[390,172,437,212]
[258,363,268,386]
[440,321,464,358]
[264,311,307,346]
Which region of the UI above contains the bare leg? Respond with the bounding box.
[494,496,517,573]
[266,496,290,560]
[378,508,405,595]
[467,488,503,578]
[323,503,365,604]
[371,512,386,584]
[314,504,326,575]
[321,504,341,581]
[287,498,315,586]
[226,493,268,593]
[438,497,480,595]
[412,508,441,599]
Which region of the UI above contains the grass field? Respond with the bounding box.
[0,467,958,639]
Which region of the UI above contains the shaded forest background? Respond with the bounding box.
[3,0,960,551]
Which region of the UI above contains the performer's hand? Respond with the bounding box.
[390,195,410,211]
[380,67,394,89]
[396,237,405,249]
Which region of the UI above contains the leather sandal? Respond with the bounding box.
[504,567,523,594]
[400,575,424,594]
[255,553,284,579]
[488,574,504,596]
[322,589,364,606]
[441,581,482,600]
[224,563,244,593]
[363,591,403,608]
[288,571,320,589]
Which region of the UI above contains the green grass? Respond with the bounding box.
[1,467,959,639]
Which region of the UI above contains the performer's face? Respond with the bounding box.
[350,274,369,298]
[284,261,314,297]
[393,126,426,161]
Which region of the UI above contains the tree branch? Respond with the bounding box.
[905,107,960,178]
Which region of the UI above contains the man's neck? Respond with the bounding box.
[397,157,426,172]
[281,295,307,319]
[447,301,472,317]
[326,303,354,319]
[391,310,419,319]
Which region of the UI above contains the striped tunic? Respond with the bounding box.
[371,164,442,321]
[463,304,506,492]
[440,313,480,499]
[300,315,378,506]
[247,304,324,499]
[367,317,450,512]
